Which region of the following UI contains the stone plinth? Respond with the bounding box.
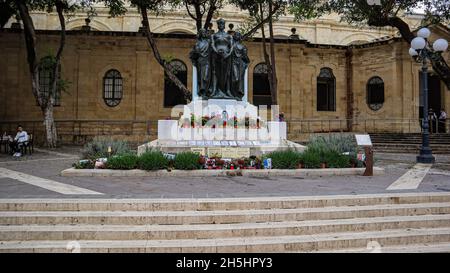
[184,99,258,120]
[158,120,178,140]
[138,139,305,156]
[149,99,303,156]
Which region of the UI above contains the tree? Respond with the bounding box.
[104,0,192,101]
[232,0,324,106]
[0,0,16,29]
[231,0,287,105]
[171,0,223,32]
[321,0,450,89]
[1,0,79,147]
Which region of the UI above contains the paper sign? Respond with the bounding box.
[355,134,372,146]
[221,148,237,158]
[196,141,206,146]
[207,147,222,157]
[191,148,206,156]
[235,148,250,158]
[189,141,197,146]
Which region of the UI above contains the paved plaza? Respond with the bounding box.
[0,147,449,199]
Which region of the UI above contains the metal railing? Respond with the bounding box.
[286,118,450,135]
[0,119,159,145]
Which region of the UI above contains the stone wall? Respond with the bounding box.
[0,29,449,144]
[3,6,402,46]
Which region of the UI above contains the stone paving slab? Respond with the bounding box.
[0,147,448,199]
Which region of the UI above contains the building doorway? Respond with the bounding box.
[419,72,442,119]
[428,74,442,114]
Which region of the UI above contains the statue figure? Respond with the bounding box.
[190,28,211,99]
[210,18,234,99]
[189,18,249,101]
[231,32,249,99]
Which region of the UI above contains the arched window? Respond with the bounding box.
[164,59,188,107]
[317,67,336,111]
[253,63,272,107]
[367,76,385,111]
[38,56,61,106]
[103,69,123,107]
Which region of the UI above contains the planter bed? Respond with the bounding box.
[61,167,384,177]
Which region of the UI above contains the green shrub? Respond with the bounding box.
[138,151,169,171]
[301,150,321,169]
[308,134,357,155]
[324,151,351,168]
[307,134,358,167]
[72,160,94,169]
[174,152,202,170]
[107,153,138,170]
[265,150,302,169]
[82,137,131,160]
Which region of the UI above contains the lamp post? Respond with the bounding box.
[409,28,448,164]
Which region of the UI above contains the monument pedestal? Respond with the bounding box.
[139,20,305,157]
[140,99,305,156]
[184,99,258,121]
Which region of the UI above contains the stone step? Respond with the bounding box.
[315,242,450,253]
[1,202,450,225]
[1,214,448,241]
[373,149,450,154]
[1,192,450,212]
[1,227,450,253]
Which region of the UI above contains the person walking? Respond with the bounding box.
[428,108,437,134]
[439,108,447,133]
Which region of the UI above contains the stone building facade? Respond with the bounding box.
[0,25,449,144]
[3,4,423,45]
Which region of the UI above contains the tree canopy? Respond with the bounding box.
[322,0,450,42]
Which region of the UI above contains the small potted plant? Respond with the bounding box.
[216,159,225,169]
[233,116,238,128]
[202,116,210,126]
[190,114,196,128]
[198,156,206,166]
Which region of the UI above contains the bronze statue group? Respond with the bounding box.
[190,19,250,101]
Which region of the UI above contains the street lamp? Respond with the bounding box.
[409,27,448,164]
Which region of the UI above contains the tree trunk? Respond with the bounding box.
[268,1,278,106]
[42,102,57,148]
[16,0,62,147]
[203,1,217,30]
[259,4,276,107]
[140,7,192,101]
[243,3,281,40]
[345,48,354,131]
[193,0,202,32]
[42,0,66,148]
[16,0,37,77]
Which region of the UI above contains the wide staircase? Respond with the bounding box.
[370,133,450,154]
[1,193,450,253]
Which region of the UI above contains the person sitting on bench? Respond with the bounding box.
[9,125,29,157]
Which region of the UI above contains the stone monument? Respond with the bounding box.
[138,19,304,156]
